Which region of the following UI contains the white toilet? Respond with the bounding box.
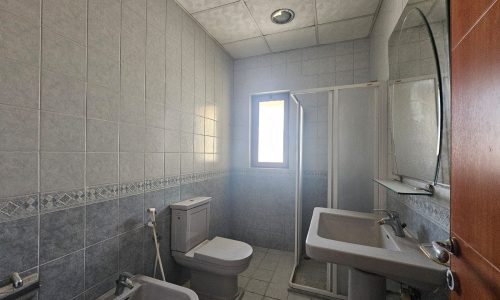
[170,197,253,300]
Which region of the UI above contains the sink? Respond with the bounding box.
[97,275,198,300]
[306,208,447,289]
[318,213,400,251]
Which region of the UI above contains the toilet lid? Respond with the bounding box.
[194,237,253,267]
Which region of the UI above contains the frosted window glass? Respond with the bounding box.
[337,88,375,213]
[258,100,285,163]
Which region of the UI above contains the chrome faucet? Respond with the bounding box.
[374,209,406,237]
[114,272,134,296]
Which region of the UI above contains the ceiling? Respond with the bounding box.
[174,0,382,59]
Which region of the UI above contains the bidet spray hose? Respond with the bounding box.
[148,208,166,281]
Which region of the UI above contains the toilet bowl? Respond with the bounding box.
[170,197,253,300]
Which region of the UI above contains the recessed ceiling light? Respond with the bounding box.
[271,8,295,25]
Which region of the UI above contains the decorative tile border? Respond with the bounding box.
[390,191,450,231]
[179,174,193,184]
[181,170,227,184]
[230,168,294,176]
[145,178,164,192]
[231,168,327,177]
[180,173,201,184]
[164,175,181,188]
[1,170,229,219]
[40,189,86,213]
[303,170,327,177]
[210,169,227,178]
[0,194,38,222]
[119,181,145,197]
[86,184,119,204]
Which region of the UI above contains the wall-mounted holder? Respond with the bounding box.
[0,272,39,300]
[374,178,433,195]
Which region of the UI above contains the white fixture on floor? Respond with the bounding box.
[97,274,198,300]
[306,208,447,300]
[171,197,253,300]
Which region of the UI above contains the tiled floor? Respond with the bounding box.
[292,258,327,290]
[238,246,325,300]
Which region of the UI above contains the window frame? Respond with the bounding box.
[250,92,290,168]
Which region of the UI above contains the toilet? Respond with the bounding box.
[170,197,253,300]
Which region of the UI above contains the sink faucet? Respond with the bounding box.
[374,209,406,237]
[115,272,134,296]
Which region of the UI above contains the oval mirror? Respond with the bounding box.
[388,0,449,185]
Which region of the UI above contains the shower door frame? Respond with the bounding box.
[289,82,381,299]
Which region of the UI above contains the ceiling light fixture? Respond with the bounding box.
[271,8,295,24]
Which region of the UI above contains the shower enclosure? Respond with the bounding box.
[289,82,381,299]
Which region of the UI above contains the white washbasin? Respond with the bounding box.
[306,208,447,289]
[97,275,198,300]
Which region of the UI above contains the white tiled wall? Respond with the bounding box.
[232,39,371,171]
[0,0,233,298]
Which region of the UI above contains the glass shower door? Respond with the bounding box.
[290,83,379,299]
[329,84,379,296]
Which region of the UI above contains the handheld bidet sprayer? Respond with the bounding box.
[147,207,156,226]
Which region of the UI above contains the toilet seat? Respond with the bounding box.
[173,237,253,276]
[194,237,253,267]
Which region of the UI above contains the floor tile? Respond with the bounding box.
[253,246,268,254]
[271,270,290,284]
[265,283,289,300]
[268,249,289,256]
[260,253,280,271]
[241,246,302,300]
[287,292,311,299]
[241,265,257,277]
[242,292,264,300]
[252,268,274,282]
[239,275,250,288]
[246,279,269,295]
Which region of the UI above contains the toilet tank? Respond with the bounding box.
[171,197,212,252]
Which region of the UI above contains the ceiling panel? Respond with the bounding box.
[223,37,270,59]
[265,27,317,53]
[318,15,373,44]
[245,0,315,35]
[174,0,382,59]
[193,1,261,44]
[316,0,379,24]
[175,0,239,13]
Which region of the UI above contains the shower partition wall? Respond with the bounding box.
[289,82,381,299]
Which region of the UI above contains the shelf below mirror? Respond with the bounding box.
[374,179,433,196]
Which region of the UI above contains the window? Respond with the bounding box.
[251,92,289,168]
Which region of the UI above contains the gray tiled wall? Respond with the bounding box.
[386,190,449,242]
[230,39,371,251]
[230,169,295,251]
[0,0,232,299]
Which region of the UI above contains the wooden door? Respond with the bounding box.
[450,0,500,299]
